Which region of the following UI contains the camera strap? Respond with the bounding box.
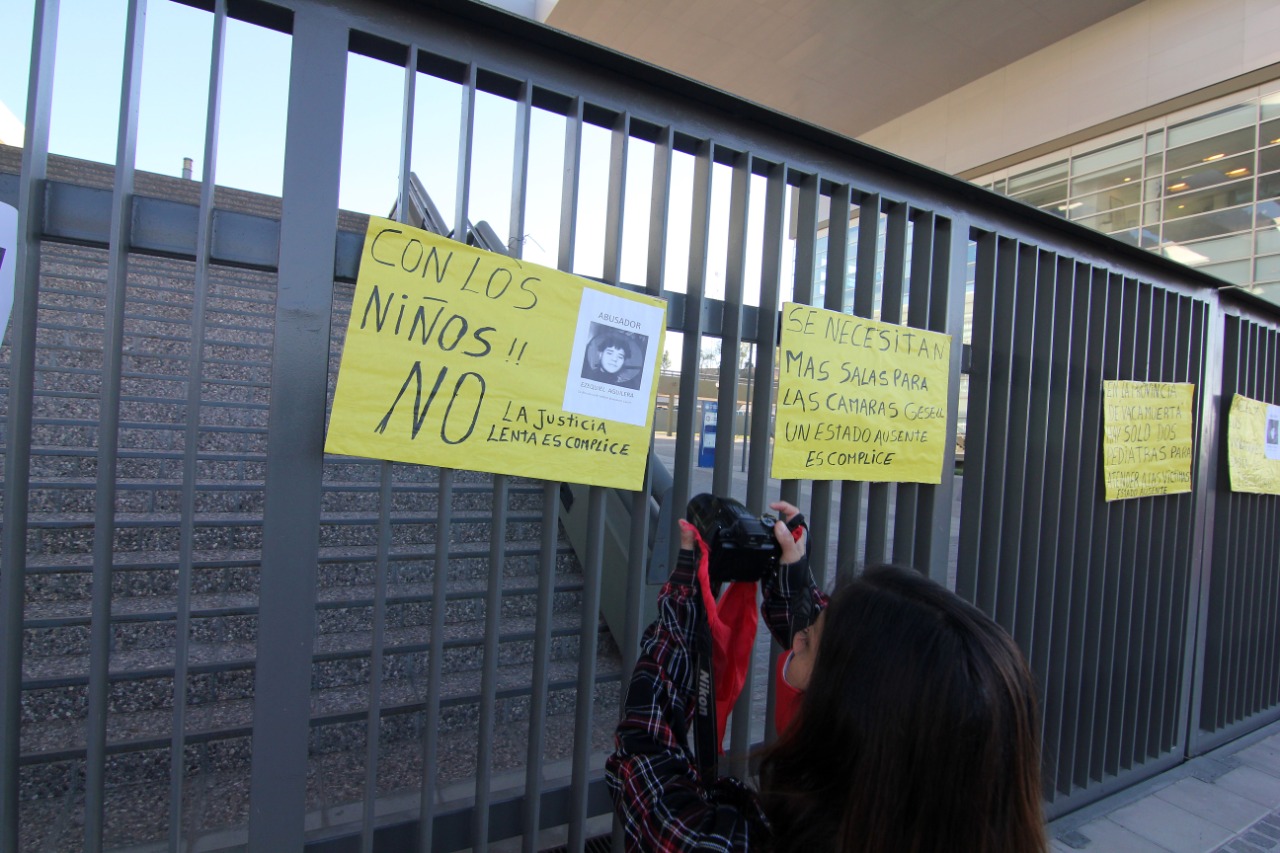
[692,595,719,782]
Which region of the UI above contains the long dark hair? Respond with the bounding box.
[758,565,1046,853]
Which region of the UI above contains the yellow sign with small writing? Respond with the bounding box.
[1100,380,1195,501]
[1227,393,1280,496]
[326,218,666,490]
[770,303,953,483]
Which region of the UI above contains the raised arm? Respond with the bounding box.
[606,524,767,852]
[760,501,828,649]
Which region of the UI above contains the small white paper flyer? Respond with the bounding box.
[562,287,664,426]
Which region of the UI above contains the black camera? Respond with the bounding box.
[685,493,781,583]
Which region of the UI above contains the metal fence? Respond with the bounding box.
[2,0,1280,851]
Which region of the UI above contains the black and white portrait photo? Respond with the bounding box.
[580,324,647,390]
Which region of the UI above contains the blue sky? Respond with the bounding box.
[3,0,797,364]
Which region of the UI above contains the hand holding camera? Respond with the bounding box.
[680,494,806,583]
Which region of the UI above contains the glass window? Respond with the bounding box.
[1258,227,1280,255]
[1071,137,1142,176]
[1144,177,1165,203]
[1257,253,1280,281]
[1255,281,1280,306]
[1167,103,1256,149]
[1199,258,1252,284]
[1162,153,1254,197]
[1109,228,1143,247]
[1070,161,1142,196]
[1076,205,1140,233]
[1162,233,1252,265]
[1262,117,1280,147]
[1163,177,1253,220]
[1012,181,1068,208]
[1007,160,1068,194]
[1068,184,1141,216]
[1162,206,1258,243]
[1261,145,1280,175]
[1165,127,1256,172]
[1264,93,1280,120]
[1146,131,1164,154]
[1261,172,1280,201]
[1143,202,1162,226]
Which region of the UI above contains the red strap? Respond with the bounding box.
[774,650,803,733]
[685,523,760,752]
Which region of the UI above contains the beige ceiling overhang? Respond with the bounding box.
[543,0,1143,139]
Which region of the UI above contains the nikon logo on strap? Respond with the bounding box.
[697,668,712,717]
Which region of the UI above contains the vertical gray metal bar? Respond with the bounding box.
[473,474,508,849]
[1259,331,1280,719]
[617,122,667,703]
[1020,249,1058,690]
[1088,272,1129,782]
[1153,295,1195,754]
[954,231,996,604]
[837,192,881,577]
[865,202,907,566]
[569,488,606,853]
[1068,267,1111,790]
[671,140,714,529]
[1121,284,1160,770]
[810,183,850,586]
[419,469,452,853]
[551,98,597,853]
[1003,245,1044,645]
[713,152,750,497]
[1101,275,1140,778]
[469,64,509,853]
[782,173,818,510]
[893,209,932,569]
[718,151,752,777]
[421,60,477,853]
[0,2,57,850]
[557,98,582,274]
[979,239,1021,620]
[246,10,346,853]
[522,482,559,853]
[170,2,226,848]
[85,3,147,848]
[752,163,787,745]
[363,46,417,853]
[919,214,967,586]
[1043,259,1086,802]
[601,112,630,286]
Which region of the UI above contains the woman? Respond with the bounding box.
[606,501,1047,852]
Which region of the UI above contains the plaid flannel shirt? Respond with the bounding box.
[606,548,827,852]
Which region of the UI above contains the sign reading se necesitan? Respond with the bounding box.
[770,302,952,483]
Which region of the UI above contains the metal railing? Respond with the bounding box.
[3,0,1280,851]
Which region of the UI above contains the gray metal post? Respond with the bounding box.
[170,2,227,848]
[85,3,147,848]
[246,9,347,852]
[0,2,58,851]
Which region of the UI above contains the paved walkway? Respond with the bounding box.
[1049,722,1280,852]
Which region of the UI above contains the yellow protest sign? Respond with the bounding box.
[1100,381,1195,501]
[326,218,666,490]
[770,303,952,483]
[1227,393,1280,496]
